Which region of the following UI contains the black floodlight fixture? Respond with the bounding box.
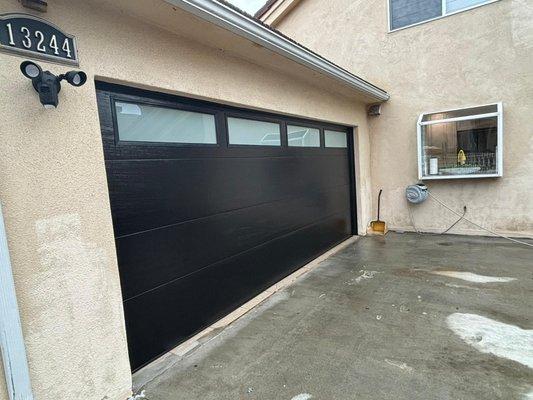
[21,60,42,79]
[20,60,87,109]
[62,70,87,87]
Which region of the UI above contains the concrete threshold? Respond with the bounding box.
[132,235,359,392]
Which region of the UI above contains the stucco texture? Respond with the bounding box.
[275,0,533,236]
[0,0,372,399]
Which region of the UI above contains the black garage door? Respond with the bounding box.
[96,82,356,370]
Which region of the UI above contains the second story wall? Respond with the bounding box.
[275,0,533,236]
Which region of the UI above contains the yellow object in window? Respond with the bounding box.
[458,149,466,165]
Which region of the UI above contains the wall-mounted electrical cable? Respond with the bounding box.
[427,192,533,248]
[405,184,533,248]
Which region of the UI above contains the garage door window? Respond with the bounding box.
[325,130,348,148]
[227,117,281,146]
[115,101,217,144]
[287,125,320,147]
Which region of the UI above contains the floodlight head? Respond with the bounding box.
[20,60,42,79]
[63,70,87,87]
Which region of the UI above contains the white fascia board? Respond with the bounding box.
[164,0,390,102]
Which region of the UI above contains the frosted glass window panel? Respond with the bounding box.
[287,125,320,147]
[325,130,348,148]
[227,118,281,146]
[446,0,490,13]
[115,102,217,144]
[389,0,442,30]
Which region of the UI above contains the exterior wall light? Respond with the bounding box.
[20,60,87,109]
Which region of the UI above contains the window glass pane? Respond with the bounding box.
[115,102,217,144]
[325,130,348,148]
[421,116,498,176]
[227,118,281,146]
[287,125,320,147]
[446,0,490,13]
[422,104,497,122]
[390,0,442,30]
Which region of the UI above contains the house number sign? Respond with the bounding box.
[0,13,78,66]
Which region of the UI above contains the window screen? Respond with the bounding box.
[390,0,442,30]
[390,0,497,30]
[115,102,217,144]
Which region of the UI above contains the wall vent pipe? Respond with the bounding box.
[0,202,34,400]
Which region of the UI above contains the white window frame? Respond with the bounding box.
[388,0,501,33]
[416,102,503,180]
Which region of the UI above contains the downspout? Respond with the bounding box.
[0,202,34,400]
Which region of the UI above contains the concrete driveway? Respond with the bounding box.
[135,233,533,400]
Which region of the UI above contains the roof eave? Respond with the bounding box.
[163,0,390,102]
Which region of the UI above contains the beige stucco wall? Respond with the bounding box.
[0,0,373,399]
[275,0,533,236]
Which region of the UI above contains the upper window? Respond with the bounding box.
[417,103,503,180]
[115,102,217,144]
[324,130,348,148]
[389,0,499,31]
[287,125,320,147]
[227,117,281,146]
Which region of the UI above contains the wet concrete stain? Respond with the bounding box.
[447,313,533,369]
[290,394,312,400]
[430,271,516,283]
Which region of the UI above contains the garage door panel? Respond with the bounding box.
[105,142,349,161]
[123,212,350,369]
[107,155,350,236]
[96,83,356,372]
[117,185,351,300]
